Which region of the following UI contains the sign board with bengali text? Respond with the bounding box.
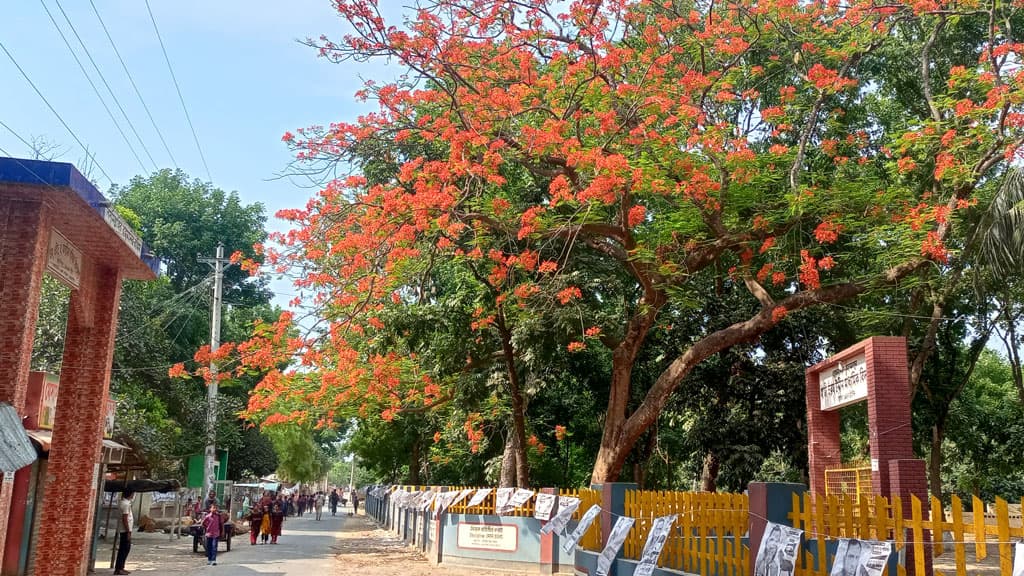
[819,354,868,411]
[46,229,81,289]
[456,523,518,552]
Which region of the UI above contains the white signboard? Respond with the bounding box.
[100,206,144,257]
[456,523,517,552]
[819,354,868,411]
[596,515,635,576]
[46,229,81,289]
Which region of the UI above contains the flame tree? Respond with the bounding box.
[224,0,1024,483]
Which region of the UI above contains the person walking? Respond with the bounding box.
[247,505,263,545]
[329,489,339,516]
[113,489,134,575]
[314,492,325,521]
[260,504,272,544]
[202,503,225,566]
[350,488,359,515]
[270,502,285,544]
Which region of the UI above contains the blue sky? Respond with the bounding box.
[1,0,394,233]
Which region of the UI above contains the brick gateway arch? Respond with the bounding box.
[805,336,930,572]
[0,158,157,576]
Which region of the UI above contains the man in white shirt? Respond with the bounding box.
[114,490,134,575]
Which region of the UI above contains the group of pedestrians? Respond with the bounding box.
[246,492,288,546]
[327,487,360,516]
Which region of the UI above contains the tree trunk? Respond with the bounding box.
[929,420,945,503]
[409,436,421,485]
[496,308,530,487]
[700,451,720,492]
[499,434,517,488]
[591,281,866,484]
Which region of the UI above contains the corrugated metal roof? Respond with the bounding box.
[0,403,36,472]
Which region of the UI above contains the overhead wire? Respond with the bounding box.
[87,0,179,170]
[0,119,36,152]
[36,0,150,173]
[144,0,213,181]
[50,0,159,171]
[0,40,114,184]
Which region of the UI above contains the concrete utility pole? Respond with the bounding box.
[199,243,231,499]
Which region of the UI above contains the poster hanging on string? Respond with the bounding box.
[634,514,678,576]
[595,515,635,576]
[495,487,515,514]
[418,491,437,511]
[541,496,580,535]
[754,522,803,576]
[534,493,558,521]
[1013,542,1024,576]
[562,504,602,553]
[508,488,535,510]
[465,488,492,508]
[830,539,893,576]
[447,488,475,512]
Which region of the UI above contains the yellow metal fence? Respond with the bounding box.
[824,467,873,503]
[790,492,1024,576]
[620,490,750,576]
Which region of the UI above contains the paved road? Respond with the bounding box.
[94,511,348,576]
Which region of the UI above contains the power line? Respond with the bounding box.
[37,0,149,173]
[0,40,113,184]
[87,0,179,170]
[0,120,36,152]
[50,0,159,171]
[144,0,212,182]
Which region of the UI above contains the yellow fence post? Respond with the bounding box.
[972,495,986,560]
[950,495,965,576]
[997,497,1011,576]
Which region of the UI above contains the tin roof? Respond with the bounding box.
[0,403,36,472]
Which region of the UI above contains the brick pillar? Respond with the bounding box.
[32,260,122,576]
[748,482,807,576]
[539,487,557,575]
[805,368,841,496]
[890,459,931,576]
[864,337,915,495]
[0,197,50,564]
[596,482,635,576]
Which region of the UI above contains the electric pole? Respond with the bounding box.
[199,243,231,499]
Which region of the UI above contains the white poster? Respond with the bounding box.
[495,487,515,514]
[562,504,602,554]
[1014,542,1024,576]
[595,516,635,576]
[534,493,558,521]
[754,522,803,576]
[418,491,437,511]
[541,496,580,535]
[508,488,535,511]
[446,488,475,512]
[634,515,678,576]
[830,539,893,576]
[465,488,492,509]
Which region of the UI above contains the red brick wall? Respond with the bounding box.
[806,337,915,497]
[0,197,50,565]
[32,260,122,576]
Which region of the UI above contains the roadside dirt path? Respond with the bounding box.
[332,513,496,576]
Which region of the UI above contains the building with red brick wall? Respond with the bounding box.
[0,157,157,576]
